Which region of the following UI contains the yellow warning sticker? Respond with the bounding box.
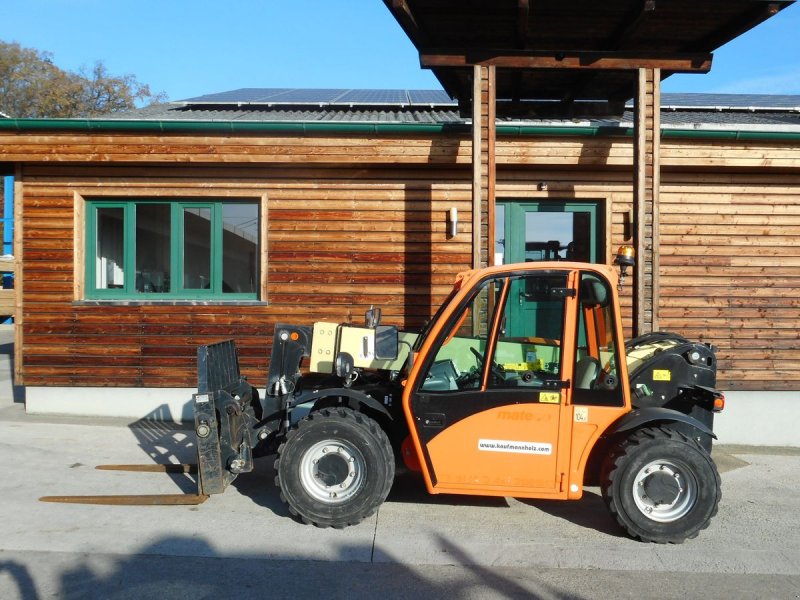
[540,392,561,404]
[653,369,672,382]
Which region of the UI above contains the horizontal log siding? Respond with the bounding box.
[18,160,473,388]
[3,130,800,391]
[5,130,800,169]
[658,172,800,391]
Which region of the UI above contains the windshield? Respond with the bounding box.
[412,286,460,352]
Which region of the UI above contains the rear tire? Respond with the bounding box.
[275,407,395,528]
[601,426,721,543]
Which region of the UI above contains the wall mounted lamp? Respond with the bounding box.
[449,207,458,237]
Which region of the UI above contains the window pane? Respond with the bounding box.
[495,204,505,265]
[490,274,567,389]
[136,204,171,293]
[420,280,494,392]
[222,203,258,293]
[523,211,592,262]
[95,207,125,290]
[183,207,211,290]
[573,272,623,406]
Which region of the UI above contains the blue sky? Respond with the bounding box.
[1,1,798,101]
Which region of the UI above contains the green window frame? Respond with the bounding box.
[86,199,260,300]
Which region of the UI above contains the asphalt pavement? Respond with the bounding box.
[1,325,799,599]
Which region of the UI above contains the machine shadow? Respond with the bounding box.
[517,489,626,538]
[228,454,292,518]
[125,404,200,494]
[388,472,624,538]
[387,471,508,508]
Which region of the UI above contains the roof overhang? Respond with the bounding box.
[384,0,795,118]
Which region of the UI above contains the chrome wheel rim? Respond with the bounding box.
[299,439,366,504]
[632,459,697,523]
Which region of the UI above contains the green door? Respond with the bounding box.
[497,201,602,340]
[498,201,601,265]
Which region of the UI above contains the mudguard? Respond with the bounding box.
[610,406,716,440]
[292,387,393,420]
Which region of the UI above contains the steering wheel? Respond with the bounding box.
[469,346,506,382]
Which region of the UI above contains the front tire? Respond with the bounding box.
[601,426,721,543]
[275,407,395,528]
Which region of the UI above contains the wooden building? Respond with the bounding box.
[0,0,798,444]
[0,90,799,445]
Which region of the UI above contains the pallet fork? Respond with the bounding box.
[40,341,258,507]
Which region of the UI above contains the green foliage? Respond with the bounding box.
[0,41,167,118]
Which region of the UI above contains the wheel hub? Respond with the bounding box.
[642,470,681,506]
[632,459,697,523]
[299,440,366,504]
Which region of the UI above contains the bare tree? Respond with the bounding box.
[0,41,167,118]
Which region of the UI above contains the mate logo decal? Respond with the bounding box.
[497,411,533,421]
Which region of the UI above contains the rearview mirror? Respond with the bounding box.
[365,307,382,328]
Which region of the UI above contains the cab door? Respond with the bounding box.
[405,270,578,498]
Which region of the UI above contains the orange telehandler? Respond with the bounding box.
[44,248,725,543]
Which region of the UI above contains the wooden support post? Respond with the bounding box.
[472,64,496,269]
[13,166,22,385]
[633,67,661,336]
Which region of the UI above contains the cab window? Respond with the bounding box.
[573,272,624,406]
[419,279,496,392]
[419,272,570,392]
[488,274,567,389]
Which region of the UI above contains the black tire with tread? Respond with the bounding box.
[274,407,395,528]
[601,426,721,543]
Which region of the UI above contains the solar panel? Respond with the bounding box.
[408,89,456,105]
[266,89,349,103]
[182,89,295,103]
[660,93,800,110]
[336,89,409,104]
[179,88,456,107]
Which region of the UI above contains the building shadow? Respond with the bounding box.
[0,560,39,600]
[0,340,26,404]
[50,534,588,600]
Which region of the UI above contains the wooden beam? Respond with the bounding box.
[472,65,482,270]
[559,1,655,118]
[608,0,657,48]
[633,67,661,336]
[13,165,22,385]
[487,67,497,268]
[471,64,496,270]
[516,0,530,49]
[496,99,626,119]
[383,0,430,47]
[685,2,785,52]
[421,50,712,72]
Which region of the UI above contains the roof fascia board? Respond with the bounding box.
[2,118,800,142]
[420,50,713,73]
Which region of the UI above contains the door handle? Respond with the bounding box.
[421,413,445,428]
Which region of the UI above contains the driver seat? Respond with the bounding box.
[575,356,601,390]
